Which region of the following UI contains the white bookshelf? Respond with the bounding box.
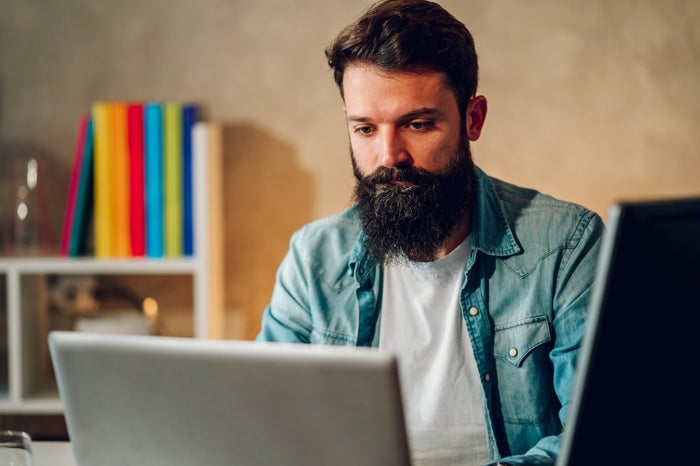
[0,122,224,415]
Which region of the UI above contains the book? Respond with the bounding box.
[69,117,95,257]
[163,102,183,257]
[111,102,131,257]
[144,102,164,258]
[60,113,90,257]
[182,104,199,256]
[127,103,146,257]
[69,100,204,259]
[92,102,114,257]
[192,121,224,337]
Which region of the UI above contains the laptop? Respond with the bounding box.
[49,331,412,466]
[556,197,700,465]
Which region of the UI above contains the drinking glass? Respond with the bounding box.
[0,430,33,466]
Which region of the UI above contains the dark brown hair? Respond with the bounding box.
[325,0,479,115]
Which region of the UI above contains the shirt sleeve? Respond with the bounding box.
[256,229,314,343]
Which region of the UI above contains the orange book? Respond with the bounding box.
[111,102,131,257]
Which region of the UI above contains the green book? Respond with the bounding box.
[163,102,183,257]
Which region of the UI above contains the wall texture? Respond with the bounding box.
[2,0,699,340]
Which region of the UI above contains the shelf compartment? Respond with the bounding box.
[17,272,194,406]
[0,272,7,401]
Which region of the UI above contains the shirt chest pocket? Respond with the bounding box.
[493,315,555,425]
[494,315,551,367]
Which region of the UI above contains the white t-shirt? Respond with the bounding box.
[379,237,490,466]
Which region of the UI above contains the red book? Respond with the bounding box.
[60,114,89,257]
[127,103,146,256]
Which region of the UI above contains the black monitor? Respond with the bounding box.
[557,197,700,465]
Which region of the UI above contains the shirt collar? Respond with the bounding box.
[349,164,522,279]
[471,165,522,258]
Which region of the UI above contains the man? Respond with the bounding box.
[257,1,604,465]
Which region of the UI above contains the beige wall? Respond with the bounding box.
[2,0,699,340]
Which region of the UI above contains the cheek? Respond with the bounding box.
[408,139,452,172]
[349,138,378,174]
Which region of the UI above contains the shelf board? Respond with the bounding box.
[0,257,199,274]
[0,398,63,414]
[0,385,63,414]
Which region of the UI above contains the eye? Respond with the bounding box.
[353,125,374,135]
[408,120,435,131]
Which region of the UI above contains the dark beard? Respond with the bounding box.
[352,138,475,264]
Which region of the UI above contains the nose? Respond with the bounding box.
[379,128,412,168]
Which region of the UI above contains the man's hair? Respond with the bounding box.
[325,0,479,115]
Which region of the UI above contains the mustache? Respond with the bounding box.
[355,165,435,191]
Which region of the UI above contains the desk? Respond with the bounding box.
[32,442,76,466]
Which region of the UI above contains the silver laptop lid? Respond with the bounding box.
[49,331,411,466]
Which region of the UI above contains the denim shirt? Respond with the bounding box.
[257,166,605,466]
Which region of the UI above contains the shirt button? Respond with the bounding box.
[468,306,479,316]
[509,347,518,357]
[484,373,491,382]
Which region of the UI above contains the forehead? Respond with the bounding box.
[342,64,458,116]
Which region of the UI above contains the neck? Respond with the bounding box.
[410,214,472,262]
[435,215,472,260]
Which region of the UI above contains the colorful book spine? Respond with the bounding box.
[64,100,204,259]
[111,102,131,257]
[92,102,114,257]
[182,104,198,256]
[60,114,90,257]
[69,117,95,257]
[144,102,164,258]
[163,102,183,257]
[127,103,146,257]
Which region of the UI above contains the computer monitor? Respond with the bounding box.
[557,197,700,465]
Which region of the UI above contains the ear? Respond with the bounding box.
[465,95,487,141]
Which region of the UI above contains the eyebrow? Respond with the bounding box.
[346,107,447,123]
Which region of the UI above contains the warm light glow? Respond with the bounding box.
[143,297,159,320]
[16,202,28,220]
[27,158,38,189]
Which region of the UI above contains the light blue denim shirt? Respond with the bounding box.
[257,166,605,466]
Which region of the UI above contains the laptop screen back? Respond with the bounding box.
[49,331,411,466]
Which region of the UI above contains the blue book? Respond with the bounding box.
[69,116,95,256]
[182,104,199,256]
[144,103,164,258]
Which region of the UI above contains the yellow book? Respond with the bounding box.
[163,102,183,257]
[92,102,113,257]
[111,102,131,257]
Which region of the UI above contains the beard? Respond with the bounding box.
[352,136,476,264]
